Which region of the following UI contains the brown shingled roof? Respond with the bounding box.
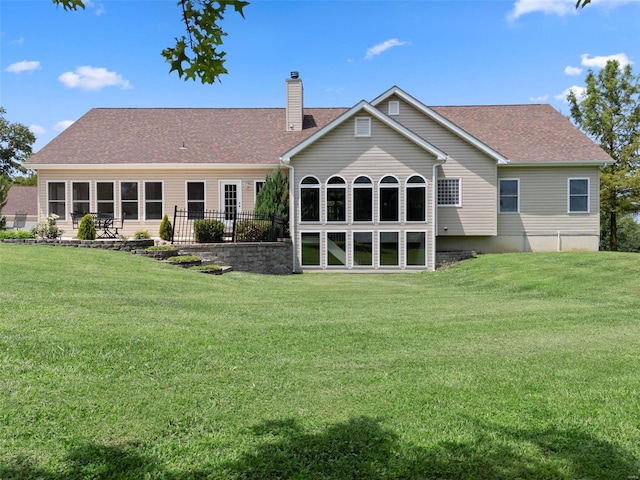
[27,103,611,166]
[431,104,611,163]
[28,108,348,166]
[3,186,37,215]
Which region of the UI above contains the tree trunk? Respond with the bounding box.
[609,212,618,251]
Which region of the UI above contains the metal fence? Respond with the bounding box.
[171,206,286,244]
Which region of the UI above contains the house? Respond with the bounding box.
[26,74,613,271]
[2,185,38,230]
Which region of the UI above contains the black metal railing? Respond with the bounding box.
[171,206,285,244]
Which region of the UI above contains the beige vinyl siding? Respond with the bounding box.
[497,166,601,235]
[292,116,437,269]
[376,96,498,236]
[36,167,275,237]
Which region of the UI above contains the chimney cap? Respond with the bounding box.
[290,71,299,79]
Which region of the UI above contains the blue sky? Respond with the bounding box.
[2,0,639,152]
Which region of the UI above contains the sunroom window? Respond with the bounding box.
[406,175,426,222]
[379,176,399,222]
[353,176,373,222]
[326,176,346,222]
[300,176,320,222]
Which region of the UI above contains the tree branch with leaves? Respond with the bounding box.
[53,0,248,84]
[0,107,36,179]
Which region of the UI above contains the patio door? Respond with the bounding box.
[219,180,242,227]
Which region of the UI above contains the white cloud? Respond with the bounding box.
[555,85,586,102]
[564,66,583,76]
[365,39,409,60]
[54,120,74,132]
[58,66,132,90]
[508,0,639,20]
[580,52,632,68]
[10,37,25,46]
[29,125,46,135]
[5,60,40,74]
[529,94,549,102]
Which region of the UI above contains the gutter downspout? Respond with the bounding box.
[280,159,296,273]
[432,157,448,271]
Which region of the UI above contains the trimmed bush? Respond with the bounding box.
[159,214,173,241]
[77,214,96,240]
[0,229,36,240]
[134,230,151,240]
[194,219,225,243]
[235,219,271,242]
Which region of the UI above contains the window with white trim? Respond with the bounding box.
[301,232,321,266]
[72,182,90,215]
[121,181,139,220]
[47,182,66,220]
[97,182,114,215]
[437,178,461,206]
[499,179,519,213]
[353,176,373,222]
[255,181,265,203]
[327,231,347,267]
[388,101,400,116]
[355,117,371,137]
[353,231,373,267]
[379,176,399,222]
[186,181,204,219]
[406,231,427,267]
[569,178,589,213]
[300,176,320,222]
[379,231,399,266]
[145,181,163,220]
[326,176,346,222]
[406,175,426,222]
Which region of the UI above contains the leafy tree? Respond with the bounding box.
[54,0,248,84]
[254,168,289,220]
[568,60,640,250]
[0,175,10,228]
[1,107,36,178]
[601,215,640,252]
[13,173,37,186]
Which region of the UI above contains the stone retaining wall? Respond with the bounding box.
[177,241,293,275]
[1,238,154,251]
[435,250,477,269]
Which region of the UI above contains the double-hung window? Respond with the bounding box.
[568,178,589,213]
[145,181,163,220]
[300,176,320,222]
[326,176,346,222]
[379,176,399,222]
[406,175,426,222]
[499,179,519,213]
[121,181,139,220]
[437,178,461,206]
[47,182,66,220]
[186,181,205,219]
[72,182,90,215]
[97,182,115,215]
[353,176,373,222]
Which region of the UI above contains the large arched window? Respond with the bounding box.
[406,175,426,222]
[353,176,373,222]
[326,176,346,222]
[300,176,320,222]
[379,176,399,222]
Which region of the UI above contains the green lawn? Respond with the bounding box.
[1,244,639,479]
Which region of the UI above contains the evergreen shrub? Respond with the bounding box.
[77,214,96,240]
[194,219,225,243]
[159,214,173,241]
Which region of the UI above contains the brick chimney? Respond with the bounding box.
[286,71,303,131]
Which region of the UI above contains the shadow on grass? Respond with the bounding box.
[2,417,637,479]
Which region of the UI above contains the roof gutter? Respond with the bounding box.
[25,162,282,170]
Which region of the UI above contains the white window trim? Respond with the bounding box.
[352,175,374,224]
[143,180,164,221]
[405,230,428,269]
[300,230,323,268]
[299,175,322,224]
[378,230,401,268]
[378,175,401,223]
[326,231,348,268]
[351,230,375,269]
[46,180,67,220]
[254,180,266,204]
[326,175,347,224]
[388,101,400,116]
[568,177,590,213]
[437,177,462,207]
[96,180,116,217]
[120,180,141,221]
[355,117,371,137]
[405,175,428,223]
[185,180,206,212]
[498,178,520,214]
[71,180,91,214]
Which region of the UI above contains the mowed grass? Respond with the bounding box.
[0,244,639,479]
